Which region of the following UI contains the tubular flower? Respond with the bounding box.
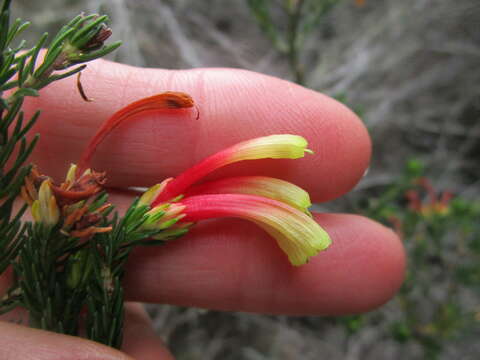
[78,92,195,174]
[185,176,312,214]
[145,134,331,266]
[179,194,330,266]
[152,134,312,205]
[78,93,331,266]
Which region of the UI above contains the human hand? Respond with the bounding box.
[0,60,405,359]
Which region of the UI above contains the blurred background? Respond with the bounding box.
[12,0,480,359]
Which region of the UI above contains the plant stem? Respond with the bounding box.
[286,0,305,85]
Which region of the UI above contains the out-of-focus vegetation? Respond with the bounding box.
[336,159,480,360]
[245,2,480,359]
[11,0,480,359]
[247,0,341,84]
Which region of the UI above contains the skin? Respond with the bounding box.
[0,60,405,359]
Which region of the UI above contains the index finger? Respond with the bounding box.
[22,60,371,202]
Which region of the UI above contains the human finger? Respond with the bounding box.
[22,60,370,202]
[0,302,173,359]
[0,321,133,360]
[121,211,404,315]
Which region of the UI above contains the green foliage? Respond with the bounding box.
[335,159,480,359]
[247,0,341,84]
[0,0,120,275]
[0,0,36,276]
[5,189,175,347]
[16,222,84,334]
[0,0,132,349]
[2,13,121,101]
[0,2,194,349]
[84,199,165,348]
[337,314,364,334]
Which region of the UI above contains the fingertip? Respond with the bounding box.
[123,212,404,315]
[304,213,405,314]
[0,321,133,360]
[183,68,372,201]
[314,92,371,199]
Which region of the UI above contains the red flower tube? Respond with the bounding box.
[178,194,330,266]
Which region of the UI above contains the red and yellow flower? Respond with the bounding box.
[70,93,331,265]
